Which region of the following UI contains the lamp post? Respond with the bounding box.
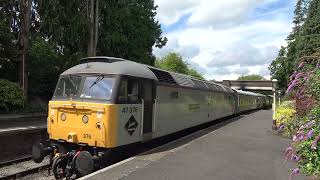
[272,79,278,130]
[278,90,281,105]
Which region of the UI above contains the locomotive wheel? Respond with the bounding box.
[75,151,94,176]
[52,155,68,179]
[32,143,45,163]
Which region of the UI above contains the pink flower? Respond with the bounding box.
[298,62,305,69]
[286,79,299,93]
[285,146,293,160]
[289,168,299,180]
[294,72,305,79]
[311,136,320,150]
[306,129,314,139]
[304,121,315,129]
[291,154,300,162]
[296,131,304,141]
[278,124,285,132]
[290,73,296,81]
[293,135,297,142]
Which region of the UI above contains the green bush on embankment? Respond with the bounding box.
[0,79,24,112]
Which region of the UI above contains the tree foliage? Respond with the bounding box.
[99,0,167,65]
[237,74,265,81]
[0,0,166,107]
[155,53,205,80]
[0,6,17,82]
[269,0,313,90]
[269,47,291,88]
[296,0,320,58]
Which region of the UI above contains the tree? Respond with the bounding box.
[155,52,205,80]
[28,37,60,101]
[269,47,290,88]
[156,53,189,74]
[188,69,205,80]
[269,0,311,90]
[237,74,265,81]
[98,0,167,65]
[87,0,100,56]
[288,0,310,40]
[38,0,90,57]
[0,5,17,82]
[0,0,168,111]
[17,0,32,97]
[296,0,320,58]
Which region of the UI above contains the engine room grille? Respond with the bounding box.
[171,73,194,87]
[191,79,208,90]
[206,83,218,91]
[149,68,177,85]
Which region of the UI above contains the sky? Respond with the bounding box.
[152,0,295,81]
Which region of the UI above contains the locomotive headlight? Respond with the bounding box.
[82,115,89,124]
[67,135,73,142]
[60,113,66,121]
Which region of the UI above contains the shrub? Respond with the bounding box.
[308,70,320,102]
[275,101,296,137]
[0,79,24,112]
[286,105,320,178]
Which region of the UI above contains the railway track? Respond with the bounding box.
[0,154,50,180]
[0,164,50,180]
[0,156,32,168]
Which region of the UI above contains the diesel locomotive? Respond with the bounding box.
[32,57,271,179]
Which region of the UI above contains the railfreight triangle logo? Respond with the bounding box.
[125,115,138,136]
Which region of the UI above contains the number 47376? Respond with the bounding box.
[122,107,138,114]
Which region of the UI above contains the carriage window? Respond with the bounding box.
[118,79,139,102]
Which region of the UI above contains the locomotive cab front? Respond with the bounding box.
[48,74,118,148]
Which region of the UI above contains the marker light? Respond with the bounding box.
[82,115,89,124]
[61,113,66,121]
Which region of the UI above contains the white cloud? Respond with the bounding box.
[153,37,200,60]
[207,42,278,67]
[232,67,250,75]
[154,0,197,25]
[153,0,293,81]
[187,0,259,28]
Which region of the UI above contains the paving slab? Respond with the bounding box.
[82,110,308,180]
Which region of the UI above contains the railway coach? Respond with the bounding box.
[32,57,270,179]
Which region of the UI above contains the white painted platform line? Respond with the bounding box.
[0,125,46,134]
[78,157,136,180]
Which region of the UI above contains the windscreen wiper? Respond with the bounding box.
[89,74,104,89]
[68,75,76,89]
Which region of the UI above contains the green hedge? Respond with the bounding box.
[0,79,24,112]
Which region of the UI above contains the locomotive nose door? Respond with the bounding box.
[141,80,155,141]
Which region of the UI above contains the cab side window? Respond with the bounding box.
[128,80,139,102]
[118,81,128,101]
[118,79,139,103]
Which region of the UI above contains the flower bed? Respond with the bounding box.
[276,53,320,179]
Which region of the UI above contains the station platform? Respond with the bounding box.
[82,110,307,180]
[0,113,46,135]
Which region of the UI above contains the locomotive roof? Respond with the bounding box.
[61,56,234,93]
[61,57,158,80]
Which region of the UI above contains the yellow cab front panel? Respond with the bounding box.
[47,101,118,148]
